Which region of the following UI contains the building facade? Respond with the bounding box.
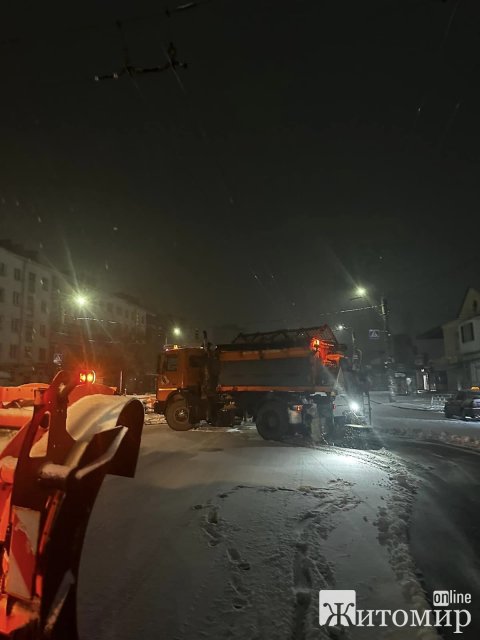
[0,241,155,388]
[0,243,54,381]
[434,287,480,391]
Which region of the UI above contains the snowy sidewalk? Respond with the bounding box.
[370,391,449,413]
[371,404,480,452]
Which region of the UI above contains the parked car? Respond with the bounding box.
[444,388,480,420]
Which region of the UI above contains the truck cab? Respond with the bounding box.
[155,347,206,414]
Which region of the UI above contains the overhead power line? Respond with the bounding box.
[0,0,213,48]
[94,21,187,82]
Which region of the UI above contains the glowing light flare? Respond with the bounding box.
[79,370,96,384]
[74,294,88,307]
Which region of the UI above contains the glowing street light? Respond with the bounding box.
[355,286,367,297]
[74,293,88,307]
[335,324,359,368]
[173,327,181,337]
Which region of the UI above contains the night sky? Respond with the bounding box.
[1,0,479,343]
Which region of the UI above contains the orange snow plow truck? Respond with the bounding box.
[154,325,343,440]
[0,370,144,639]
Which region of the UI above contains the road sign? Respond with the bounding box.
[53,353,63,365]
[368,329,381,340]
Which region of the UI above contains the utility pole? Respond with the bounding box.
[381,297,395,401]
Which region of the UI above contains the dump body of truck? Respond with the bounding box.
[155,325,343,441]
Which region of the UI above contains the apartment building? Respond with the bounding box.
[0,241,151,385]
[0,243,54,380]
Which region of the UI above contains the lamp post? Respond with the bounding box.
[165,326,182,346]
[335,324,360,369]
[352,286,394,398]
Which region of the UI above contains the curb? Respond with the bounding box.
[371,399,443,413]
[377,432,480,457]
[391,404,443,413]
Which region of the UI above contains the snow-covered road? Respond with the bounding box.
[383,438,480,640]
[78,420,437,640]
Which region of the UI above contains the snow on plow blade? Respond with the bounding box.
[0,371,144,639]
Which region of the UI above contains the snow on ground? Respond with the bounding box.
[79,421,439,640]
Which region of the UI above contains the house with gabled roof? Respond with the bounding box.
[439,287,480,391]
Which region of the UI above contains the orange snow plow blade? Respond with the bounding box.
[0,381,116,431]
[0,371,144,639]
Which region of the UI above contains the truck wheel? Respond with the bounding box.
[165,398,192,431]
[256,401,288,441]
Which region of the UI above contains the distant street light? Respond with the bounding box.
[335,323,360,370]
[355,286,367,298]
[165,326,182,346]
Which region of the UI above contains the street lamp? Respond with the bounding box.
[74,293,88,307]
[165,326,182,346]
[351,286,394,397]
[335,324,359,368]
[355,286,367,297]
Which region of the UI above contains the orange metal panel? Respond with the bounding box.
[219,347,312,361]
[218,385,333,393]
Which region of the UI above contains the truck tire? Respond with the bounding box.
[165,398,192,431]
[256,401,288,441]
